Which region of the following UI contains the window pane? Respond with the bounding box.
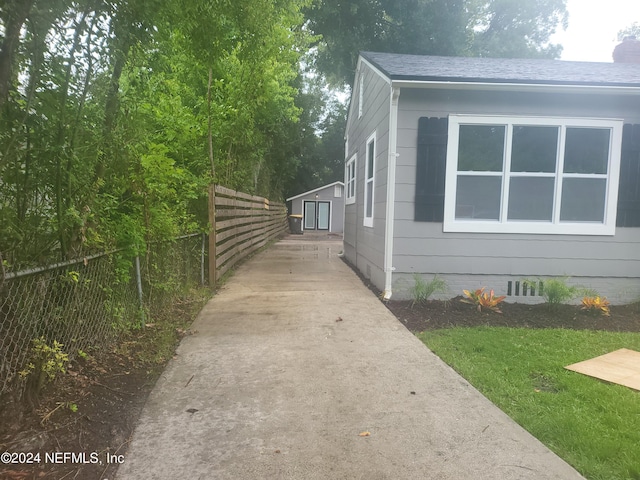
[458,125,505,172]
[507,177,555,221]
[304,202,316,229]
[564,128,610,174]
[511,126,558,173]
[367,140,375,179]
[366,181,373,217]
[455,176,502,220]
[560,178,606,222]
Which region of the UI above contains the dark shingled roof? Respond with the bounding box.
[361,51,640,87]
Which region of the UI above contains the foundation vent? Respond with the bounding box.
[507,280,544,297]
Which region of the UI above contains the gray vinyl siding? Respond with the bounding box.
[344,61,392,291]
[392,87,640,303]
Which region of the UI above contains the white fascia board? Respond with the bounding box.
[359,57,392,86]
[391,79,640,96]
[285,181,345,202]
[345,59,362,132]
[346,56,393,132]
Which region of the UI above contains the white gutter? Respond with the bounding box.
[382,87,400,300]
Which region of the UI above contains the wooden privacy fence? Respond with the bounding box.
[208,185,287,285]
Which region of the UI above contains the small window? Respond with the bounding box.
[444,115,623,235]
[334,184,344,198]
[364,133,376,227]
[345,155,356,205]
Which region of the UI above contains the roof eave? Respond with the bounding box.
[285,181,345,202]
[391,78,640,95]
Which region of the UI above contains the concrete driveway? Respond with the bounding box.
[116,236,584,480]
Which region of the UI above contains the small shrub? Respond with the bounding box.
[410,274,448,307]
[581,296,611,316]
[461,287,506,313]
[536,277,598,307]
[19,337,69,383]
[541,278,579,305]
[20,337,69,407]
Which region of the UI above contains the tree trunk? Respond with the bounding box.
[95,33,131,181]
[0,0,35,110]
[208,67,215,178]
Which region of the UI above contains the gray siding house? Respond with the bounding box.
[344,47,640,304]
[286,181,345,233]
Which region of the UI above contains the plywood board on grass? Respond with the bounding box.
[565,348,640,391]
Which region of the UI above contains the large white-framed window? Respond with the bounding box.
[364,132,376,227]
[443,115,623,235]
[345,154,356,205]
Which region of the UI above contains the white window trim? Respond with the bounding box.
[358,75,364,119]
[345,154,356,205]
[443,114,623,236]
[364,132,376,227]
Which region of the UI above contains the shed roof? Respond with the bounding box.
[360,51,640,87]
[285,181,344,202]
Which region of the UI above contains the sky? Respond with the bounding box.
[551,0,640,62]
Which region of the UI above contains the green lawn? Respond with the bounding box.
[418,327,640,480]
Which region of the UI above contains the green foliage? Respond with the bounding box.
[409,274,448,307]
[534,277,597,306]
[0,0,309,267]
[542,278,577,305]
[19,337,69,385]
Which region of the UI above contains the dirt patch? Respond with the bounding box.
[385,297,640,333]
[0,345,150,479]
[0,299,204,480]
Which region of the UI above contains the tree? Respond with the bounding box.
[618,22,640,40]
[304,0,568,87]
[0,0,310,267]
[468,0,567,58]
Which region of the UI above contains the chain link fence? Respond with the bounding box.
[0,234,207,398]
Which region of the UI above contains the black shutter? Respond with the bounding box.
[414,117,448,222]
[617,124,640,227]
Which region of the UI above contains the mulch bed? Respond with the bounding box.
[385,297,640,333]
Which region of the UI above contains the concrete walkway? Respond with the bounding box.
[116,236,584,480]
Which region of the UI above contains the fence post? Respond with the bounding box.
[200,232,206,286]
[134,254,145,326]
[208,184,217,286]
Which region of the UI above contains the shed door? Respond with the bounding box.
[317,202,330,230]
[304,201,316,229]
[303,201,330,230]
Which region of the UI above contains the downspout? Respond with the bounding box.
[383,87,401,300]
